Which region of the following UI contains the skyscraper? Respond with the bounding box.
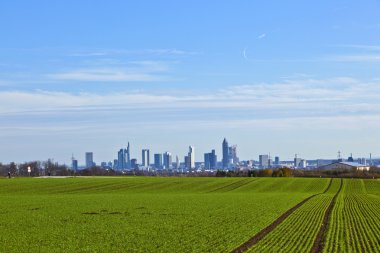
[154,153,162,169]
[126,142,131,169]
[131,159,137,169]
[163,152,172,169]
[229,145,239,164]
[275,156,280,165]
[175,155,180,170]
[72,159,78,171]
[142,149,150,168]
[85,152,94,168]
[204,149,217,170]
[259,155,269,169]
[117,148,127,170]
[188,146,195,169]
[222,138,229,169]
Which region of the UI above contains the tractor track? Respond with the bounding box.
[230,178,334,253]
[310,178,343,253]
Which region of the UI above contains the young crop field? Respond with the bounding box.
[0,177,380,252]
[323,179,380,253]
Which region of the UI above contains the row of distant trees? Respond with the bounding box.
[216,168,294,177]
[215,167,380,178]
[0,160,121,177]
[2,161,380,178]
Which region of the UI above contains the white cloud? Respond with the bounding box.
[2,77,380,117]
[47,68,167,82]
[257,33,266,39]
[339,44,380,51]
[46,60,173,82]
[326,54,380,62]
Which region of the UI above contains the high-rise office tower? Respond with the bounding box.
[184,156,189,170]
[154,153,163,169]
[188,146,195,169]
[175,155,180,170]
[142,149,150,168]
[117,148,127,170]
[222,138,229,169]
[85,152,94,168]
[275,156,280,165]
[229,145,239,164]
[204,149,217,170]
[126,142,131,169]
[294,157,302,168]
[131,159,137,169]
[259,154,269,169]
[72,159,78,171]
[163,152,172,169]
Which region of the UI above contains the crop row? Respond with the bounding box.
[0,177,329,252]
[246,178,341,253]
[324,179,380,252]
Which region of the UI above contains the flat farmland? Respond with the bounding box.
[1,177,379,252]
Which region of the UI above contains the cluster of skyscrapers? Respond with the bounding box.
[72,138,317,171]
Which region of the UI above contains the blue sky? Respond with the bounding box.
[1,1,380,164]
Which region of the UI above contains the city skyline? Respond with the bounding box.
[66,138,374,169]
[1,1,380,163]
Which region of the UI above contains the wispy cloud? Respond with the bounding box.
[257,33,266,39]
[46,61,172,82]
[68,48,200,57]
[325,54,380,62]
[47,68,165,82]
[336,44,380,51]
[2,77,380,117]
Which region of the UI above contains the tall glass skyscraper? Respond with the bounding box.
[126,142,131,169]
[222,138,229,169]
[154,153,162,169]
[85,152,94,168]
[142,149,150,168]
[163,152,172,169]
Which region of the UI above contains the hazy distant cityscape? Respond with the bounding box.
[66,138,379,173]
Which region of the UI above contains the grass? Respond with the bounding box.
[0,177,328,252]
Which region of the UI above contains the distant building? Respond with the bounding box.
[175,156,180,170]
[294,157,302,168]
[163,152,172,169]
[142,149,150,168]
[126,142,131,169]
[85,152,94,168]
[154,153,163,169]
[204,149,217,170]
[229,145,239,164]
[259,155,269,169]
[222,138,229,169]
[274,156,280,166]
[72,159,78,171]
[131,159,137,169]
[117,148,127,170]
[184,155,189,170]
[319,162,370,171]
[188,146,195,169]
[299,159,307,169]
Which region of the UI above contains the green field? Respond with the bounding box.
[0,177,379,252]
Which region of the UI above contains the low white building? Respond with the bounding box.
[319,162,370,171]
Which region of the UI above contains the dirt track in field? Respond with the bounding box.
[230,178,333,253]
[310,178,343,253]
